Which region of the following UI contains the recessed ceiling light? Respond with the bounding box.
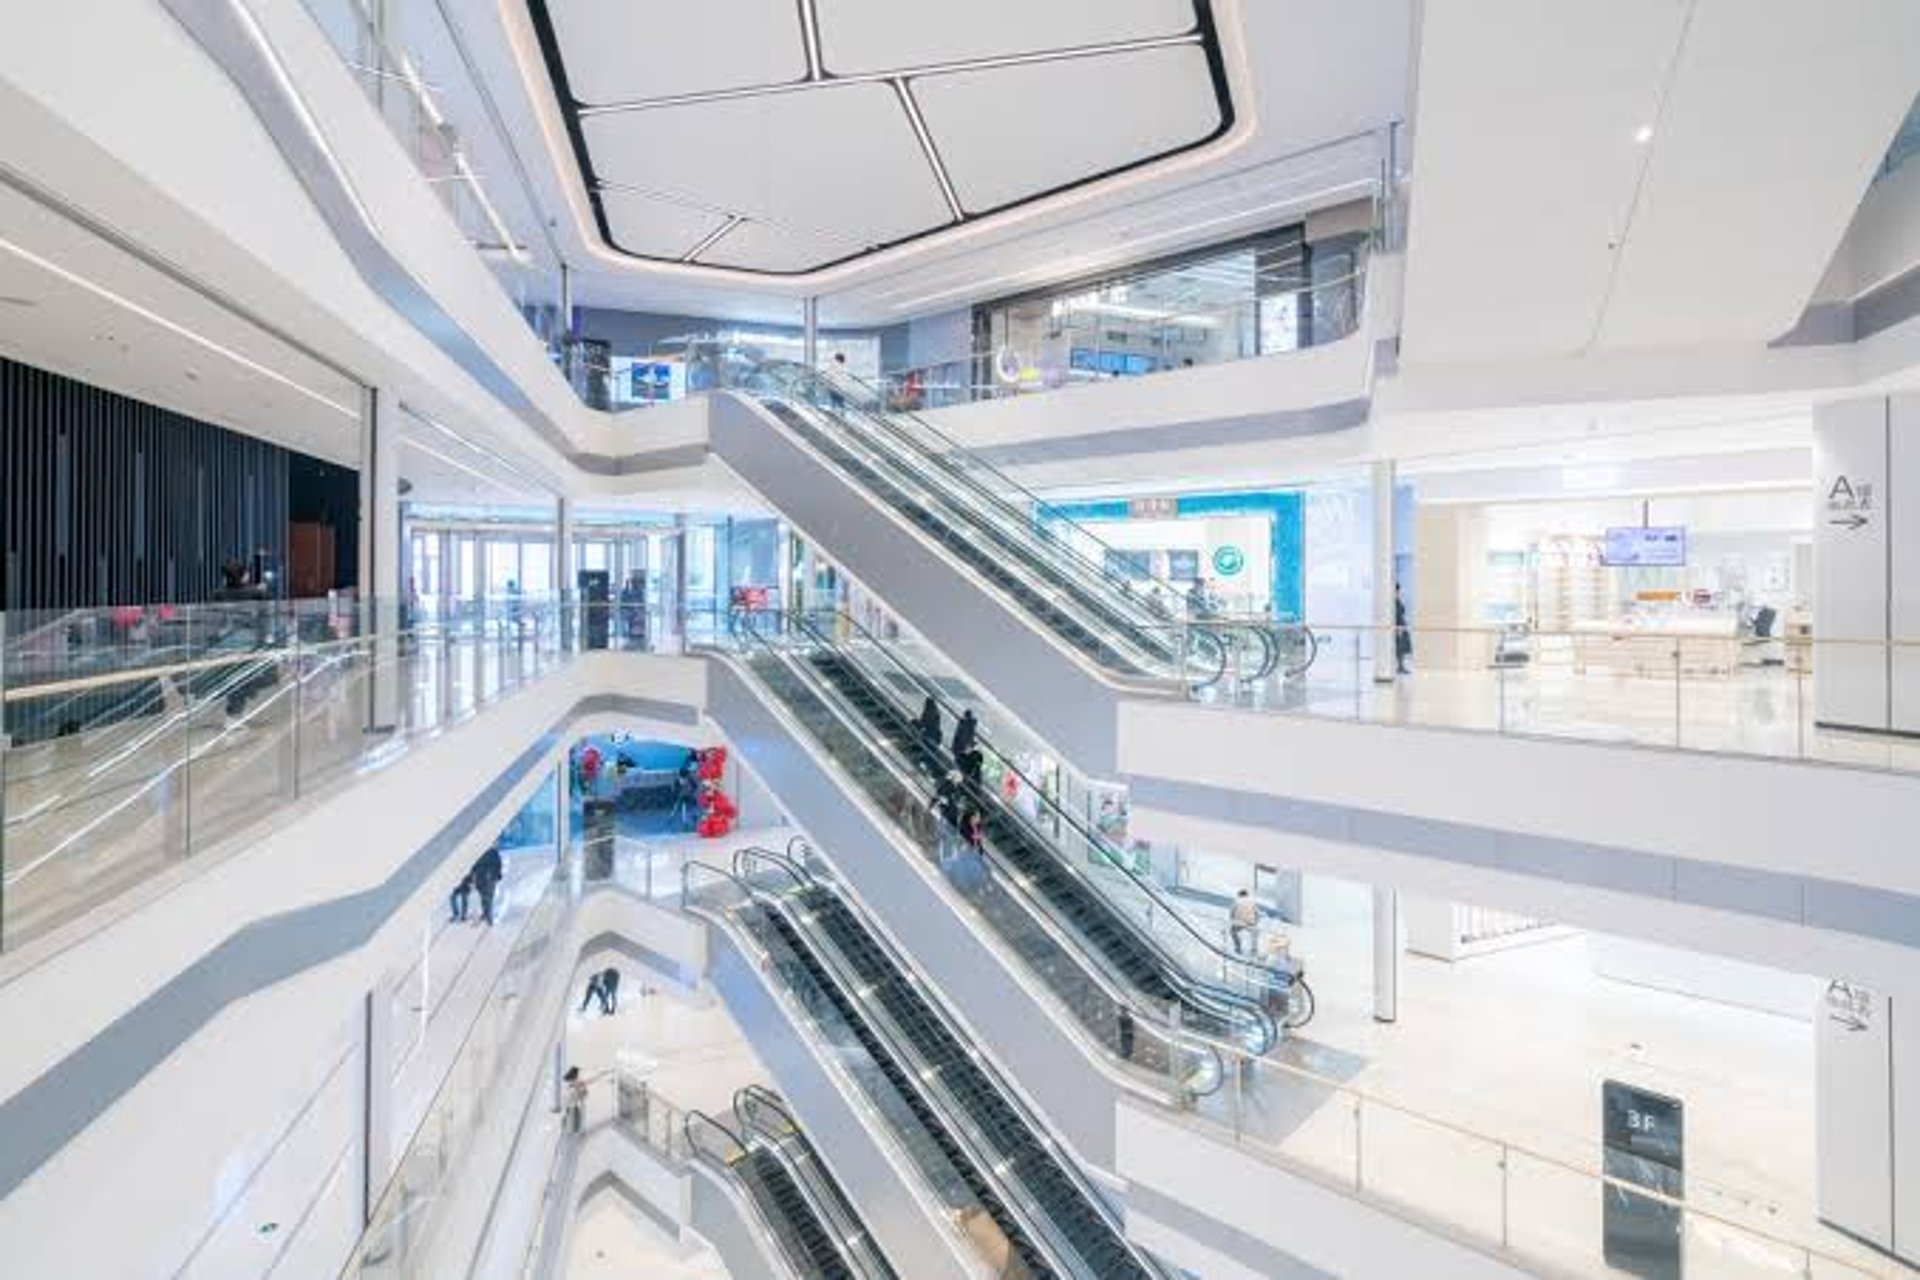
[1634,125,1654,144]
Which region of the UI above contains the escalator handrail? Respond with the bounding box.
[738,868,1168,1280]
[683,1107,751,1169]
[684,859,1038,1274]
[726,629,1255,1059]
[733,1085,900,1280]
[753,397,1195,689]
[757,360,1198,637]
[683,1108,827,1280]
[774,608,1280,1048]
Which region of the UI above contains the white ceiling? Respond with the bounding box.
[1399,0,1920,366]
[0,177,361,467]
[474,0,1413,322]
[534,0,1230,274]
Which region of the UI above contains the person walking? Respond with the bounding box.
[449,870,473,923]
[598,967,621,1015]
[1229,889,1260,955]
[472,844,504,926]
[579,970,605,1014]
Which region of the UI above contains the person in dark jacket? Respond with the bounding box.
[1394,583,1413,675]
[930,771,965,857]
[598,966,621,1015]
[915,696,942,773]
[950,708,979,764]
[579,970,605,1014]
[449,871,473,922]
[472,844,504,926]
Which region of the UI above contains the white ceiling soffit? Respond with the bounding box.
[0,178,361,466]
[1399,0,1920,367]
[526,0,1233,275]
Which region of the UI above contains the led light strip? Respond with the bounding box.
[892,80,965,222]
[682,216,746,263]
[0,232,360,419]
[797,0,825,80]
[576,31,1205,118]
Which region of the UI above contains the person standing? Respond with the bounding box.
[563,1066,589,1134]
[915,696,943,775]
[1229,889,1260,956]
[598,967,621,1015]
[472,844,504,926]
[449,870,473,923]
[1394,583,1413,675]
[950,709,978,769]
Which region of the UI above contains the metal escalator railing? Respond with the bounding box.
[743,361,1316,688]
[682,859,1050,1279]
[738,364,1222,690]
[736,608,1304,1045]
[700,853,1167,1280]
[684,1107,854,1280]
[734,1084,900,1280]
[720,613,1249,1075]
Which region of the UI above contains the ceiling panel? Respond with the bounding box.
[581,81,954,263]
[541,0,805,106]
[696,219,873,274]
[598,189,732,260]
[814,0,1201,75]
[915,44,1222,215]
[521,0,1235,276]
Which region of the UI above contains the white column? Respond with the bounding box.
[802,297,819,370]
[1372,458,1398,684]
[555,496,575,650]
[358,985,396,1223]
[358,385,401,731]
[1372,886,1399,1022]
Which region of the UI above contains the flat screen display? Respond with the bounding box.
[1601,526,1686,567]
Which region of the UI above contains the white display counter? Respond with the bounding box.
[1570,614,1743,677]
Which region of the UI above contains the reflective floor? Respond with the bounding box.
[1179,877,1895,1276]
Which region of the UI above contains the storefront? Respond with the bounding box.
[1412,488,1812,672]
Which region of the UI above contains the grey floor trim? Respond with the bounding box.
[0,693,701,1199]
[1128,773,1920,951]
[971,397,1368,468]
[1128,1181,1335,1280]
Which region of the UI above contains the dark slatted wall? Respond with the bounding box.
[3,355,296,610]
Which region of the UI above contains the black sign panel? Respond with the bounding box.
[1602,1081,1684,1278]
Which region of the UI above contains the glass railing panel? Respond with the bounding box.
[1189,624,1920,776]
[344,867,566,1280]
[0,595,691,952]
[296,0,569,358]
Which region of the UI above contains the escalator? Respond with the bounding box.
[693,851,1165,1280]
[730,609,1303,1055]
[734,1085,898,1280]
[684,1107,868,1280]
[741,362,1315,690]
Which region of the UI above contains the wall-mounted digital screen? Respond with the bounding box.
[1601,526,1686,567]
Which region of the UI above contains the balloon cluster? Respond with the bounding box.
[694,746,737,839]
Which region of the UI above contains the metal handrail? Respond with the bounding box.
[775,608,1286,1036]
[727,618,1260,1051]
[732,1084,896,1280]
[725,856,1171,1280]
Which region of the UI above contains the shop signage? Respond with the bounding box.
[1601,1080,1684,1279]
[1826,474,1873,531]
[1212,545,1246,576]
[1128,497,1177,520]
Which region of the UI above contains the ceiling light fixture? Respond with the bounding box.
[892,80,964,222]
[0,233,359,419]
[1634,125,1654,144]
[682,216,745,263]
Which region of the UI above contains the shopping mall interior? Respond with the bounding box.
[3,3,1920,1279]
